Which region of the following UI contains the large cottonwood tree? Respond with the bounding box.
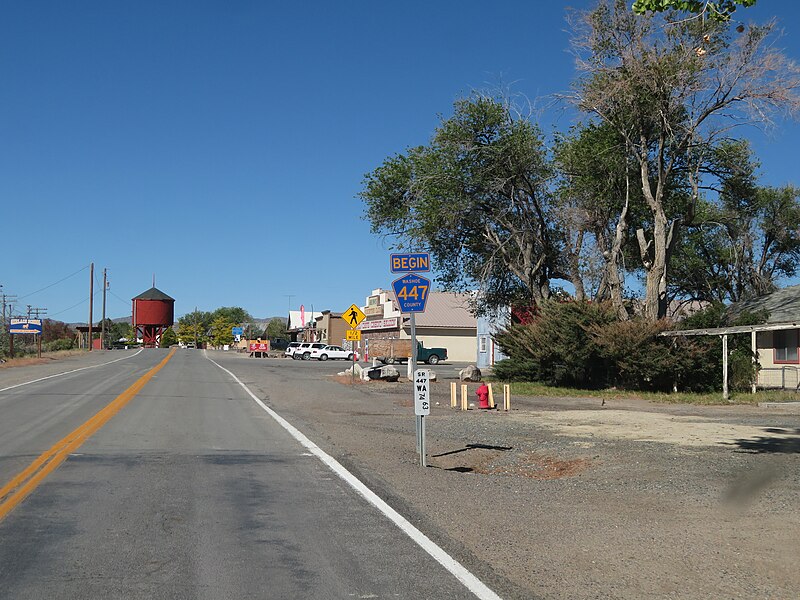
[361,95,565,314]
[569,0,800,319]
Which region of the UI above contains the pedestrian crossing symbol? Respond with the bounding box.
[342,304,366,329]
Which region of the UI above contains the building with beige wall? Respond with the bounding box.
[356,288,477,363]
[314,311,350,346]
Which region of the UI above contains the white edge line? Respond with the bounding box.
[205,351,503,600]
[0,349,145,393]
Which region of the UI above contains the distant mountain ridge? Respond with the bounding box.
[67,315,287,328]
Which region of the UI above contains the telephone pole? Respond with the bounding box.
[30,307,47,358]
[1,285,17,357]
[101,268,108,350]
[88,262,94,351]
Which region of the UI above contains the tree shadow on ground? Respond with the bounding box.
[431,443,513,458]
[725,427,800,454]
[429,443,513,473]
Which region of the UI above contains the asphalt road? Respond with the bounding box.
[0,349,491,599]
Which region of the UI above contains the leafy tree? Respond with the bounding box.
[632,0,756,21]
[265,318,286,340]
[42,319,74,343]
[554,122,649,319]
[177,310,211,345]
[209,316,235,347]
[669,139,800,302]
[362,94,563,314]
[569,0,800,319]
[160,327,178,347]
[212,306,252,325]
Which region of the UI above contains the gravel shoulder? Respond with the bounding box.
[214,351,800,600]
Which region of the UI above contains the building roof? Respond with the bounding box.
[729,284,800,323]
[287,309,319,330]
[132,287,174,301]
[408,292,477,329]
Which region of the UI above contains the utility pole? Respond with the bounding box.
[194,306,198,348]
[88,262,94,351]
[101,268,107,350]
[30,307,47,358]
[1,285,17,358]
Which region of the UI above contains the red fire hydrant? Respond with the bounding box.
[476,383,490,409]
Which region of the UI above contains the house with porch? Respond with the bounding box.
[662,284,800,398]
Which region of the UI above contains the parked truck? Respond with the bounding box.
[368,338,448,365]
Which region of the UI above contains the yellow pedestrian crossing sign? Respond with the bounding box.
[342,304,366,329]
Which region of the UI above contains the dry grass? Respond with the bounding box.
[501,380,799,406]
[0,350,86,369]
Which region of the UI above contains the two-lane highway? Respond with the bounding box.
[0,349,498,599]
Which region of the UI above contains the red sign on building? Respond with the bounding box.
[249,342,270,352]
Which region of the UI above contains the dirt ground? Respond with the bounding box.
[216,353,800,600]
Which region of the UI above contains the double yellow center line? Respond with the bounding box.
[0,348,176,522]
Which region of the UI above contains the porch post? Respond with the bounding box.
[751,330,757,394]
[722,334,729,401]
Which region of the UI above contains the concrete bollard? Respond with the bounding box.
[461,384,468,411]
[450,382,457,408]
[488,383,495,409]
[503,384,511,411]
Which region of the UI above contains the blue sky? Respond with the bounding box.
[2,1,799,323]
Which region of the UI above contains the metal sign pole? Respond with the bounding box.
[411,312,423,464]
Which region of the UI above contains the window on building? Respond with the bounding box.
[368,296,379,306]
[774,329,799,363]
[479,336,488,353]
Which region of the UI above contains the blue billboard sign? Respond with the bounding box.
[9,318,43,335]
[391,273,431,313]
[390,253,430,274]
[232,327,244,336]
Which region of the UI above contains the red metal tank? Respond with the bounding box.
[131,287,175,348]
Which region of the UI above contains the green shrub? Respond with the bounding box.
[494,300,761,393]
[492,358,540,381]
[495,301,617,388]
[46,338,74,352]
[589,319,679,391]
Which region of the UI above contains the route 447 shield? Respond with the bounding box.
[391,273,430,313]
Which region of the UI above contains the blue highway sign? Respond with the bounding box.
[390,253,430,273]
[392,273,431,313]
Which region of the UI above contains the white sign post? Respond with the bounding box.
[414,369,431,415]
[414,368,430,467]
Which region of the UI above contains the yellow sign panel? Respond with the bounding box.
[346,329,362,341]
[342,304,366,329]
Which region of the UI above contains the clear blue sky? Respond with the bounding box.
[2,1,798,323]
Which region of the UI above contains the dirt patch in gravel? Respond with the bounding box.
[430,443,592,479]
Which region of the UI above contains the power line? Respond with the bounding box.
[18,264,90,300]
[48,287,102,319]
[107,289,130,306]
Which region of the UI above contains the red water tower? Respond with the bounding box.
[132,287,175,348]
